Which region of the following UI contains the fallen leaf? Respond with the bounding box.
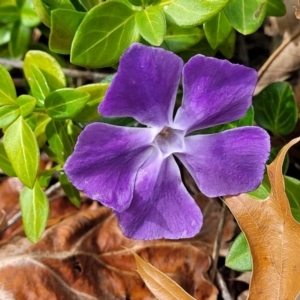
[0,205,217,299]
[131,250,196,300]
[256,0,300,94]
[225,137,300,299]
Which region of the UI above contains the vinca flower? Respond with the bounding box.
[65,43,270,240]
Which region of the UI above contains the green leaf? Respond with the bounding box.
[0,142,16,177]
[226,232,252,271]
[24,51,66,93]
[267,146,289,174]
[25,65,50,106]
[42,0,75,10]
[78,0,99,10]
[178,38,216,62]
[163,0,229,27]
[71,1,139,68]
[0,105,20,128]
[218,28,236,59]
[0,65,17,105]
[74,83,108,122]
[45,88,90,120]
[34,113,51,147]
[9,21,31,58]
[31,0,51,27]
[163,23,204,53]
[59,172,81,207]
[253,82,298,136]
[4,116,39,188]
[45,120,73,163]
[50,9,86,54]
[285,176,300,223]
[25,112,37,131]
[203,10,232,49]
[135,6,165,46]
[20,180,49,243]
[0,4,20,24]
[17,95,36,117]
[21,0,40,27]
[224,0,267,35]
[0,24,12,46]
[266,0,285,16]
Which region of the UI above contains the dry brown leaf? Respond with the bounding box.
[131,250,196,300]
[255,0,300,94]
[0,205,218,299]
[225,137,300,300]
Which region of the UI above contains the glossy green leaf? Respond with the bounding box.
[34,113,51,147]
[163,0,229,27]
[77,0,99,10]
[0,142,16,177]
[8,21,31,58]
[178,38,216,62]
[0,4,19,23]
[203,10,232,49]
[129,0,153,5]
[163,23,204,53]
[24,51,66,92]
[59,172,81,207]
[50,9,86,54]
[136,6,165,46]
[31,0,51,27]
[247,175,270,200]
[71,1,139,68]
[66,120,81,145]
[25,65,50,106]
[4,116,39,188]
[45,120,73,163]
[25,112,37,131]
[266,0,285,16]
[17,95,36,117]
[45,88,89,120]
[226,233,252,271]
[253,82,298,136]
[0,24,11,46]
[0,65,17,105]
[224,0,267,35]
[0,105,20,128]
[218,29,236,59]
[268,146,289,174]
[285,176,300,223]
[20,180,49,243]
[74,83,108,122]
[21,0,40,27]
[42,0,75,10]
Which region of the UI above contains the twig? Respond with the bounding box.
[210,199,227,282]
[0,182,62,233]
[216,271,233,300]
[258,29,300,80]
[0,58,109,82]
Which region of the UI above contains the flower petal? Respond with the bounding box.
[100,43,183,128]
[115,150,203,239]
[174,55,257,133]
[64,123,156,212]
[176,127,270,197]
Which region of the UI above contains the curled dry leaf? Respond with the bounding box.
[131,250,196,300]
[256,0,300,94]
[225,137,300,300]
[0,205,218,299]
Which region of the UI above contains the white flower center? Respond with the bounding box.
[153,126,185,157]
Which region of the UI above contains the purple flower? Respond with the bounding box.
[65,43,270,240]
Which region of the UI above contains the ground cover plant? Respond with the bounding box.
[1,0,300,299]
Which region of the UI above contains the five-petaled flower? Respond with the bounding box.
[65,43,270,240]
